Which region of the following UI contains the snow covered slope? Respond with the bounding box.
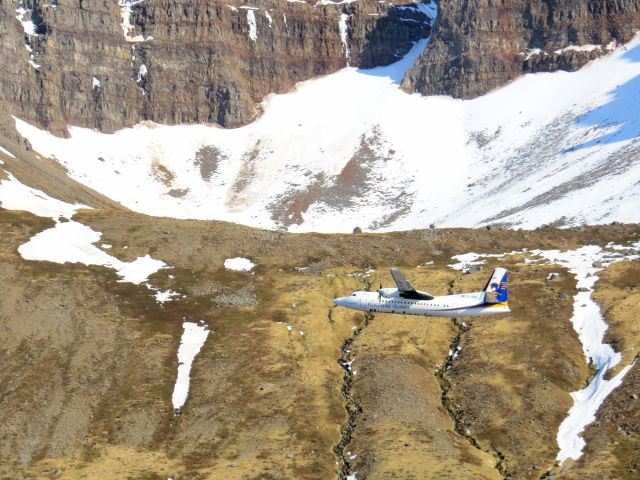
[13,31,640,233]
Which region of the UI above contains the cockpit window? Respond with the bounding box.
[351,294,356,296]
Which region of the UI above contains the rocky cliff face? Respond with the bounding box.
[4,0,640,137]
[403,0,640,98]
[0,0,432,136]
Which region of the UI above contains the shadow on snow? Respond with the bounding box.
[570,43,640,151]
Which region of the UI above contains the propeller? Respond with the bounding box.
[377,281,383,301]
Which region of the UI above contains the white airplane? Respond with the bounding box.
[333,267,510,318]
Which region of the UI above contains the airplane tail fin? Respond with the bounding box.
[483,268,508,304]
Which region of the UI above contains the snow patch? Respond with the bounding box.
[554,44,608,55]
[172,322,210,412]
[0,174,167,286]
[155,289,180,303]
[448,252,486,272]
[451,243,640,464]
[0,172,87,219]
[92,77,101,89]
[521,48,546,60]
[27,57,41,69]
[116,253,165,284]
[224,257,255,272]
[136,64,148,83]
[522,41,617,60]
[531,244,640,463]
[19,221,165,284]
[448,250,524,272]
[414,0,438,19]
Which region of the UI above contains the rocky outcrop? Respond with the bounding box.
[0,0,432,136]
[403,0,640,98]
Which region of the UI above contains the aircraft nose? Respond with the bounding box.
[333,296,348,307]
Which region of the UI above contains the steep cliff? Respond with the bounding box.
[0,0,432,136]
[403,0,640,98]
[5,0,640,135]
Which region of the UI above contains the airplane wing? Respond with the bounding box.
[390,268,434,300]
[390,268,415,292]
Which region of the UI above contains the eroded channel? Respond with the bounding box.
[437,276,509,478]
[335,277,374,480]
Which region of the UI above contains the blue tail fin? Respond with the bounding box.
[484,268,508,303]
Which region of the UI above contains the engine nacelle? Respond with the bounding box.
[377,288,398,298]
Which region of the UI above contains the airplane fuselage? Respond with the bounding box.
[334,291,510,318]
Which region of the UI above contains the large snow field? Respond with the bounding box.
[12,30,640,232]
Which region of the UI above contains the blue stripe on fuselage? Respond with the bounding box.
[438,300,500,311]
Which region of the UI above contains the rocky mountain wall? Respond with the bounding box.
[403,0,640,98]
[0,0,432,136]
[4,0,640,137]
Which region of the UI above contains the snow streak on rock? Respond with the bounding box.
[172,322,209,413]
[339,14,350,65]
[119,0,153,43]
[15,3,37,36]
[245,8,258,42]
[136,64,148,83]
[15,1,42,69]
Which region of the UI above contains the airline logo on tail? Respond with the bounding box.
[485,268,508,304]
